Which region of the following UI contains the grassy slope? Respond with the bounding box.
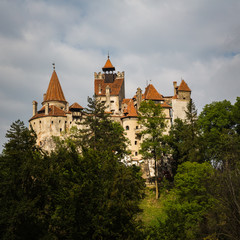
[138,187,166,227]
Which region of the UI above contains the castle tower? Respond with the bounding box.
[94,56,125,115]
[29,65,84,152]
[171,79,191,121]
[42,65,68,110]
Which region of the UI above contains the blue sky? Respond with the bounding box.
[1,0,240,151]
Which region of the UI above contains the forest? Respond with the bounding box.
[0,96,240,240]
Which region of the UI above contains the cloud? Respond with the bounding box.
[0,0,240,151]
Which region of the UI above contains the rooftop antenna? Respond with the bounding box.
[52,63,55,71]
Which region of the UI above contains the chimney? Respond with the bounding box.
[136,87,142,110]
[43,93,46,101]
[32,101,38,116]
[173,81,177,95]
[66,102,69,112]
[45,103,49,115]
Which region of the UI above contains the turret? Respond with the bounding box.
[136,87,142,110]
[32,101,38,116]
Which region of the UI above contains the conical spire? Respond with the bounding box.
[44,70,66,103]
[102,55,115,72]
[178,79,191,92]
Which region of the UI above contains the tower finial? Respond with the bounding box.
[108,51,109,59]
[52,63,55,71]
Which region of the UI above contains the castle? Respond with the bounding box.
[29,57,191,169]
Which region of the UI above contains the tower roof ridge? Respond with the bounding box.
[102,56,115,71]
[44,70,67,102]
[178,79,191,92]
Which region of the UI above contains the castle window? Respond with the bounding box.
[60,128,62,132]
[136,126,138,129]
[135,141,137,145]
[135,152,138,156]
[70,121,72,124]
[59,120,61,123]
[111,100,114,103]
[65,121,67,123]
[51,121,53,124]
[126,126,129,131]
[39,121,41,124]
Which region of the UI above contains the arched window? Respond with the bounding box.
[126,126,129,130]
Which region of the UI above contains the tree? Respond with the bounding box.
[73,96,129,159]
[138,100,167,199]
[149,162,215,240]
[0,120,48,239]
[0,119,145,239]
[43,132,145,239]
[198,100,237,167]
[167,99,202,175]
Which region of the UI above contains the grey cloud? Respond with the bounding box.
[1,0,240,152]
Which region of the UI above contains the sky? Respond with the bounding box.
[1,0,240,152]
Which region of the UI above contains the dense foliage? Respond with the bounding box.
[1,97,240,240]
[0,98,145,240]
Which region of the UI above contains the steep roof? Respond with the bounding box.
[95,78,124,96]
[102,57,115,71]
[143,84,164,101]
[178,79,191,92]
[122,99,138,118]
[70,102,83,110]
[44,70,67,102]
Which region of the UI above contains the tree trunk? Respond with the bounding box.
[155,176,159,199]
[155,159,159,199]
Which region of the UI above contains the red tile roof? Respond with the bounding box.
[44,70,67,102]
[95,78,124,96]
[143,84,164,101]
[178,80,191,92]
[70,102,83,109]
[29,105,67,121]
[121,99,138,118]
[122,98,131,104]
[102,57,115,71]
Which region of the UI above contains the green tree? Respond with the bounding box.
[44,134,145,239]
[0,119,145,239]
[73,96,129,159]
[138,100,167,199]
[211,164,240,240]
[198,100,237,167]
[0,120,48,239]
[167,99,202,176]
[150,162,215,240]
